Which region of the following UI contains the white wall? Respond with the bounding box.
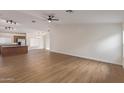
[122,24,124,67]
[44,32,50,50]
[50,23,122,65]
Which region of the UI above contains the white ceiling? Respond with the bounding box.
[0,10,124,33]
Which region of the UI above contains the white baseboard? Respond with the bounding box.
[50,50,122,66]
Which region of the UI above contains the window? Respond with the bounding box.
[0,37,12,44]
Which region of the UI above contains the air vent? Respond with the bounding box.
[66,10,73,14]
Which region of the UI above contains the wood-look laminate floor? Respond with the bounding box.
[0,49,124,83]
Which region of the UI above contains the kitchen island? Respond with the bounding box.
[0,45,28,56]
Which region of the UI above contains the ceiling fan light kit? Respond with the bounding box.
[47,15,59,23]
[48,20,52,23]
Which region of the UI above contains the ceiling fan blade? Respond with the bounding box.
[52,19,59,21]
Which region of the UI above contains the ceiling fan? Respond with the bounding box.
[47,15,59,23]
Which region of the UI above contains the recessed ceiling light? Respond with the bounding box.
[32,20,36,23]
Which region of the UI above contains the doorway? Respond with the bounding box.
[27,32,50,50]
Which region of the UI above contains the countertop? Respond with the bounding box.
[1,45,27,48]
